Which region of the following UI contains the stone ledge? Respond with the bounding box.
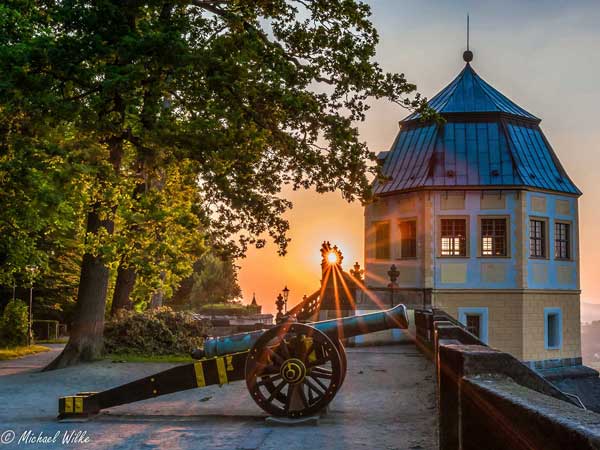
[463,375,600,450]
[524,356,583,371]
[539,364,599,381]
[439,342,576,405]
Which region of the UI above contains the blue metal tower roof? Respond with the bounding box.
[375,63,580,196]
[404,64,539,122]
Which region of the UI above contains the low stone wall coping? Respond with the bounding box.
[464,375,600,449]
[439,341,575,405]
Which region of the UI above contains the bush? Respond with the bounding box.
[104,307,207,356]
[198,302,261,316]
[0,299,29,346]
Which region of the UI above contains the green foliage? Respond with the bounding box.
[118,162,207,307]
[29,237,81,324]
[0,298,29,346]
[0,1,435,361]
[198,302,260,316]
[0,345,49,360]
[103,307,207,356]
[0,0,431,264]
[190,253,242,306]
[169,251,242,310]
[0,127,88,287]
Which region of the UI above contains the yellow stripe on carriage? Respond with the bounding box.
[216,357,228,385]
[64,397,73,413]
[74,397,83,413]
[194,362,206,387]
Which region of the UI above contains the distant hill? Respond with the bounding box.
[579,303,600,366]
[581,302,600,324]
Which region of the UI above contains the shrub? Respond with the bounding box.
[198,302,260,316]
[0,299,29,346]
[104,307,207,356]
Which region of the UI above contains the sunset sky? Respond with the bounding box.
[238,0,600,315]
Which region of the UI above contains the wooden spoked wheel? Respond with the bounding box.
[256,337,347,403]
[245,323,344,418]
[334,340,347,387]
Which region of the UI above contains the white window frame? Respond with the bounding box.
[458,307,489,344]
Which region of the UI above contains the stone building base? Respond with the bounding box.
[432,289,581,365]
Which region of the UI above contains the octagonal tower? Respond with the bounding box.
[364,53,582,369]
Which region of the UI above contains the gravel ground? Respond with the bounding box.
[0,344,437,450]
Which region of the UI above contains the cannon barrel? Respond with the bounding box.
[198,304,409,358]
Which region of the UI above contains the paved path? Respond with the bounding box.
[0,344,65,376]
[0,344,437,450]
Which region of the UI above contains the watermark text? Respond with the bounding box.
[1,429,91,446]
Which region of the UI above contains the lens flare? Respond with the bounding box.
[326,251,338,264]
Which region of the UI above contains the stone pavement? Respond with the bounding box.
[0,344,437,450]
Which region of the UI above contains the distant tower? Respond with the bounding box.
[364,49,582,370]
[250,292,261,313]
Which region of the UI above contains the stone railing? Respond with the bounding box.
[414,309,600,450]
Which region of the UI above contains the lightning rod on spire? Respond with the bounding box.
[463,14,473,63]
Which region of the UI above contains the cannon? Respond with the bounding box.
[58,304,409,420]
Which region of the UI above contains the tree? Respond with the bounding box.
[109,160,206,314]
[0,298,29,346]
[170,252,242,309]
[1,1,431,368]
[189,254,242,307]
[0,88,88,323]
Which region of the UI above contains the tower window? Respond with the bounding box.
[441,218,467,257]
[530,219,546,258]
[465,314,481,339]
[458,307,488,344]
[374,221,390,260]
[481,218,507,256]
[544,308,562,350]
[555,222,571,260]
[399,220,417,258]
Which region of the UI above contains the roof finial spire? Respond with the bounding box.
[463,14,473,63]
[467,14,470,50]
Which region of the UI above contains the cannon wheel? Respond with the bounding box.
[334,340,347,387]
[255,335,347,405]
[245,322,344,418]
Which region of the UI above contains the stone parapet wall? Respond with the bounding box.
[414,309,600,449]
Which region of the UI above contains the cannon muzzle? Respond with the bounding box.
[197,304,409,358]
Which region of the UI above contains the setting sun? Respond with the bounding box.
[326,251,339,265]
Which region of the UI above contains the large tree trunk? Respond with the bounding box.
[45,208,112,370]
[46,131,124,370]
[110,262,136,316]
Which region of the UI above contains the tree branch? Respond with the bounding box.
[188,0,335,84]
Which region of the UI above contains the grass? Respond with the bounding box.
[36,338,69,344]
[0,344,51,360]
[105,353,194,363]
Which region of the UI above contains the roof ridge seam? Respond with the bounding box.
[473,70,538,120]
[468,67,505,113]
[434,67,466,112]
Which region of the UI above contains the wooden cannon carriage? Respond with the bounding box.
[59,304,409,419]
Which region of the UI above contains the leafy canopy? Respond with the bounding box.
[0,0,430,290]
